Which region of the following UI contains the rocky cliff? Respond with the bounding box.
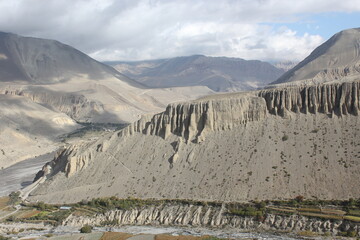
[26,80,360,204]
[259,80,359,116]
[119,96,267,143]
[0,86,103,122]
[63,203,359,236]
[116,80,359,145]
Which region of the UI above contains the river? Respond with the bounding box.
[1,224,304,239]
[0,151,54,196]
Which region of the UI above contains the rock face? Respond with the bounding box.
[120,95,267,143]
[273,28,360,85]
[107,55,285,92]
[27,80,360,203]
[259,80,360,116]
[63,203,360,236]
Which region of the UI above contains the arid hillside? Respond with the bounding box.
[273,28,360,85]
[26,80,360,203]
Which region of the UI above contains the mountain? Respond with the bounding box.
[270,60,298,72]
[0,32,213,124]
[0,31,141,86]
[0,32,213,169]
[273,28,360,85]
[106,55,285,92]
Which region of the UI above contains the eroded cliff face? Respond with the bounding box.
[1,86,104,122]
[119,96,267,143]
[26,80,360,203]
[259,80,359,116]
[63,204,359,237]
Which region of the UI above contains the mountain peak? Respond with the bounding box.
[273,27,360,85]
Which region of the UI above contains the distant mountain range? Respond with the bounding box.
[106,55,285,92]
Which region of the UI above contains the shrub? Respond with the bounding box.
[8,191,21,205]
[282,135,289,141]
[338,230,357,237]
[0,235,11,240]
[80,225,92,233]
[295,195,304,203]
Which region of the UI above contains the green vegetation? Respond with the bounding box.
[281,134,289,141]
[6,196,360,231]
[8,191,21,205]
[228,204,264,218]
[80,225,92,233]
[338,230,357,237]
[0,235,11,240]
[62,122,128,139]
[202,237,227,240]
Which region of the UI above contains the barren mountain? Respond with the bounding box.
[107,55,285,92]
[270,60,298,72]
[0,32,212,169]
[0,32,213,124]
[273,28,360,85]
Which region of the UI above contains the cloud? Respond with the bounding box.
[0,0,358,61]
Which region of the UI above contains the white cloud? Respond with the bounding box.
[0,0,358,61]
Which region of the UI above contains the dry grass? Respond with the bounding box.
[320,209,346,215]
[100,232,133,240]
[267,206,296,213]
[301,212,343,220]
[0,196,9,209]
[156,234,205,240]
[344,215,360,222]
[297,231,318,237]
[16,210,41,219]
[297,208,346,215]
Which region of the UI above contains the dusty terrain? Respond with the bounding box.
[0,94,78,169]
[26,80,360,203]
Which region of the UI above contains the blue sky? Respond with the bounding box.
[0,0,359,62]
[273,12,360,39]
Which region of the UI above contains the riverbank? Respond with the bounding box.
[1,197,359,239]
[0,152,55,197]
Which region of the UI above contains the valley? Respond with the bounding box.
[0,26,360,239]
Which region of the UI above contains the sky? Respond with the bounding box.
[0,0,359,62]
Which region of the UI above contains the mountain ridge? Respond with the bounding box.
[272,28,360,85]
[107,55,285,92]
